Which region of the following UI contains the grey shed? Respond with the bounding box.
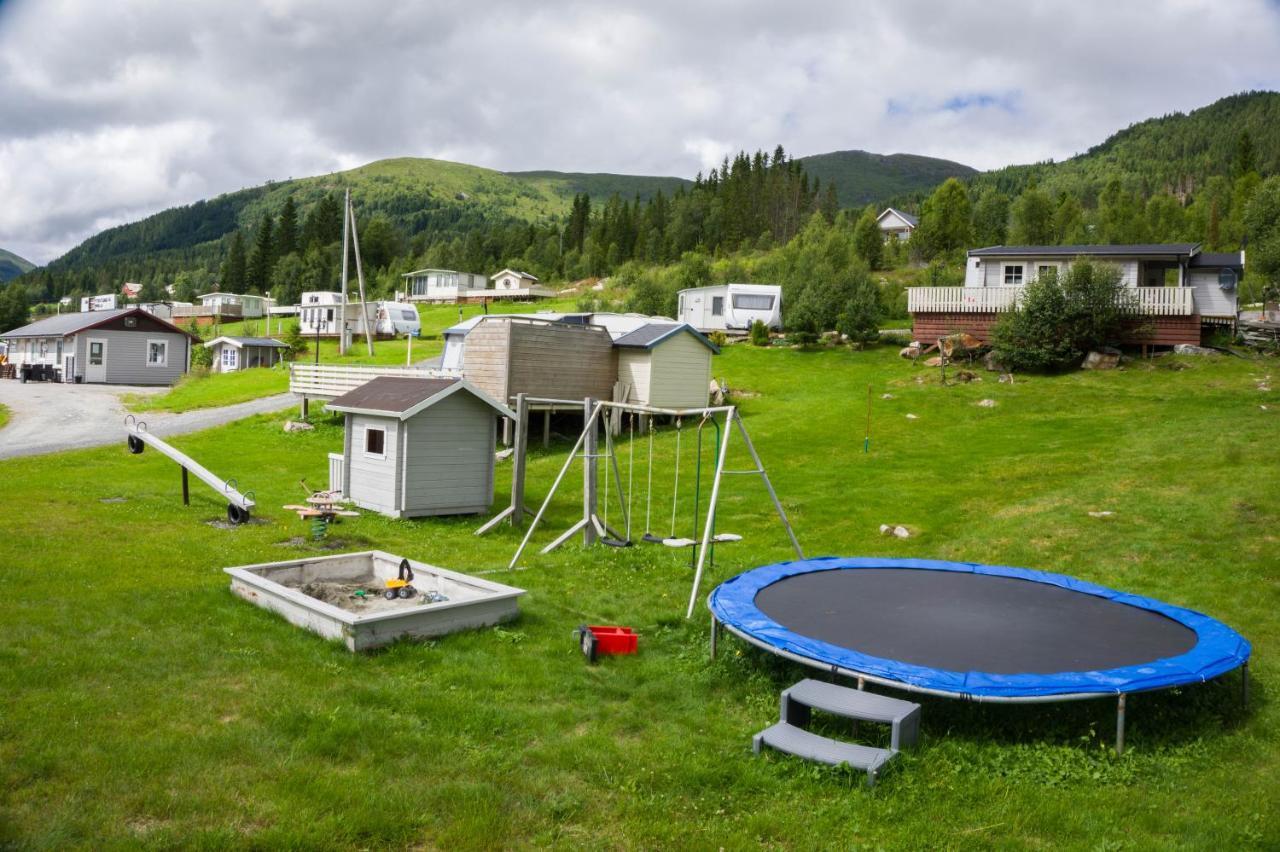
[326,377,515,519]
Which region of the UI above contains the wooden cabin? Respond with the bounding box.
[614,323,719,408]
[0,307,197,385]
[205,336,289,373]
[461,316,616,404]
[326,377,515,519]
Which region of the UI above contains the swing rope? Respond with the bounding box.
[644,418,654,535]
[625,413,635,540]
[669,418,682,538]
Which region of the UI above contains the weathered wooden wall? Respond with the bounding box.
[912,312,1204,346]
[462,318,616,403]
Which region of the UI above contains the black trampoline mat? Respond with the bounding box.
[754,568,1199,674]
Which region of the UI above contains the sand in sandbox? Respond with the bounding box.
[294,580,435,615]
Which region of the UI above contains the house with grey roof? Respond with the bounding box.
[325,376,514,519]
[205,336,290,373]
[877,208,919,241]
[0,307,199,385]
[908,243,1243,346]
[614,322,719,409]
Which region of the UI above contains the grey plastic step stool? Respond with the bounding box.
[753,679,922,786]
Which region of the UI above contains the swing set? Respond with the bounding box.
[478,394,803,617]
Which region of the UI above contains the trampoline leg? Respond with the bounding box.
[856,677,866,691]
[710,615,719,660]
[1242,662,1250,711]
[1115,694,1126,757]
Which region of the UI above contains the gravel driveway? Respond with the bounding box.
[0,381,295,460]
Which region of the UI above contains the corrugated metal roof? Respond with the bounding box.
[1189,252,1244,269]
[1,308,129,338]
[969,244,1200,258]
[613,322,720,353]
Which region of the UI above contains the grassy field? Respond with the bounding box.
[127,297,593,413]
[2,345,1277,848]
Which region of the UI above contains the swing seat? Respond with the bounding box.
[602,536,633,548]
[641,532,667,544]
[662,537,698,548]
[712,533,743,543]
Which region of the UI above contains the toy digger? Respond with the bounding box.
[384,559,417,600]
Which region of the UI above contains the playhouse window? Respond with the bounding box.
[365,427,386,457]
[1003,265,1024,285]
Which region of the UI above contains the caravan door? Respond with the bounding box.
[681,292,703,327]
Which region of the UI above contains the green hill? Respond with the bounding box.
[507,170,691,203]
[0,248,35,283]
[969,90,1280,201]
[798,150,977,207]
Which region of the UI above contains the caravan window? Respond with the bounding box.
[732,293,774,311]
[711,296,724,317]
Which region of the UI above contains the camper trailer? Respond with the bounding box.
[677,283,783,333]
[297,292,419,338]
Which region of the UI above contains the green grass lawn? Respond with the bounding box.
[2,346,1277,848]
[0,402,9,430]
[133,298,594,413]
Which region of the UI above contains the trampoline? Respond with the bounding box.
[709,558,1251,750]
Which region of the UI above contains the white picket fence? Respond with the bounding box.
[289,363,459,400]
[908,286,1196,316]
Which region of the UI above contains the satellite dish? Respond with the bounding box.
[1218,268,1238,291]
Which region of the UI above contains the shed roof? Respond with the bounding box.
[613,322,720,354]
[0,307,198,340]
[205,336,290,349]
[326,376,515,421]
[969,243,1200,259]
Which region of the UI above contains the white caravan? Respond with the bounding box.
[677,283,783,332]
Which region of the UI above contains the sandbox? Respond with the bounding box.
[225,550,526,651]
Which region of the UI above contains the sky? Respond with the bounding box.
[1,0,1279,265]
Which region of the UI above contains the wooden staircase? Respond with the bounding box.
[753,679,922,787]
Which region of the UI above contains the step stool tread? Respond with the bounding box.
[786,679,920,723]
[755,722,895,771]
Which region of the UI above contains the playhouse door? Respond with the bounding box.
[86,339,107,382]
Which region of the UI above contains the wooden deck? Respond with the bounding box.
[911,312,1203,346]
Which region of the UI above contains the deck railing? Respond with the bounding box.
[908,286,1196,316]
[328,452,344,496]
[289,363,459,400]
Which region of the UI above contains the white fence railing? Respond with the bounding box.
[289,363,459,399]
[908,286,1196,316]
[328,452,344,496]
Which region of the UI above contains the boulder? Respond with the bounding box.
[283,420,315,432]
[954,370,978,383]
[880,524,911,539]
[982,351,1005,372]
[997,373,1014,384]
[976,398,997,408]
[1082,349,1121,370]
[1172,344,1219,356]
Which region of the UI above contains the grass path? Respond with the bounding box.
[1,346,1276,847]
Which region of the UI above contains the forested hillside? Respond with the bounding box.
[0,248,35,283]
[798,150,976,206]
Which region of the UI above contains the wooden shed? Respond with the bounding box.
[461,317,616,404]
[326,377,515,519]
[613,323,719,408]
[205,336,289,373]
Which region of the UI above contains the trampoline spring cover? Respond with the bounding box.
[708,557,1251,698]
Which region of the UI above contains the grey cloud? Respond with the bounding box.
[1,0,1278,263]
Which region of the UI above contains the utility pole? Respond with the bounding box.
[347,193,375,356]
[339,187,351,355]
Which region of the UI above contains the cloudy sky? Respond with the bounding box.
[2,0,1279,264]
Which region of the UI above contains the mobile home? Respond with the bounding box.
[402,269,489,303]
[297,292,419,338]
[678,283,782,332]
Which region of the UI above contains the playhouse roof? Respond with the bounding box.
[326,376,515,421]
[613,322,720,354]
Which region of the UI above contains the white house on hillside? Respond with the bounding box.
[402,269,489,303]
[877,208,918,241]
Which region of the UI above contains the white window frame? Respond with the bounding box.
[1003,264,1024,285]
[1036,264,1058,281]
[364,426,387,459]
[146,339,169,368]
[221,346,238,370]
[88,340,105,366]
[711,296,724,317]
[731,293,775,311]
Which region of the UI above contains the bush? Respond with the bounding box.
[749,319,770,347]
[837,275,883,349]
[708,330,728,348]
[880,331,912,348]
[282,321,308,360]
[992,260,1135,372]
[190,343,213,370]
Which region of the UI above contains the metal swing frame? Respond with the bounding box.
[497,395,803,617]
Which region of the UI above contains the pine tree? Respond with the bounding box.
[277,196,299,258]
[220,231,247,293]
[246,214,275,294]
